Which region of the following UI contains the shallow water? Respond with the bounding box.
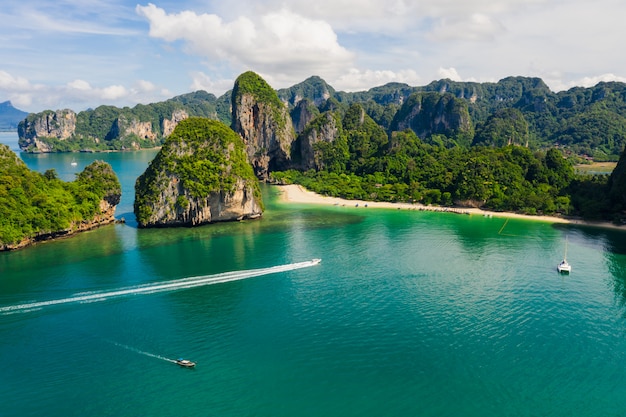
[2,132,626,416]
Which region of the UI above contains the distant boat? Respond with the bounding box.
[557,238,571,273]
[311,258,321,265]
[175,358,195,368]
[70,158,77,166]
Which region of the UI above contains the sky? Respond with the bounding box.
[1,0,626,113]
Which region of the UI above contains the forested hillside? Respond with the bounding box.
[18,76,626,161]
[0,144,121,249]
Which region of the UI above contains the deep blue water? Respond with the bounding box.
[2,131,626,416]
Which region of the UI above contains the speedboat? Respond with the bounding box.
[311,258,321,265]
[557,259,571,273]
[175,358,196,368]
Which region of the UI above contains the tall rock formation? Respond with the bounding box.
[290,99,319,134]
[161,109,189,137]
[18,109,77,151]
[231,71,295,180]
[297,112,342,171]
[390,92,474,144]
[134,118,263,228]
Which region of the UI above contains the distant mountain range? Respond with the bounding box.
[0,101,28,131]
[13,75,626,160]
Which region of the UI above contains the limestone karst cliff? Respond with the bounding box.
[134,118,263,228]
[390,92,474,145]
[296,111,343,171]
[17,91,215,152]
[18,109,77,152]
[231,71,295,180]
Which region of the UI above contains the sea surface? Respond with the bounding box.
[2,131,626,416]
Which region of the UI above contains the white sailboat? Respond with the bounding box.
[557,238,571,273]
[70,158,77,166]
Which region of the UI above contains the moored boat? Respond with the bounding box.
[557,238,571,273]
[557,259,571,273]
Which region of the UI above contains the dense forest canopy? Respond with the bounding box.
[17,76,626,162]
[0,144,121,247]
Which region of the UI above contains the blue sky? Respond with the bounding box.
[2,0,625,113]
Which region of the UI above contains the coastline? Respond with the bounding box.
[276,184,626,232]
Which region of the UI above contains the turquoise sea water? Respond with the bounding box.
[2,131,626,416]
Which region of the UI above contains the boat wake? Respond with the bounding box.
[104,339,177,363]
[0,259,321,315]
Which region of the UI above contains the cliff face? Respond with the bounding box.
[18,102,194,152]
[231,71,295,180]
[134,118,263,228]
[391,92,474,141]
[18,109,77,151]
[161,109,188,137]
[290,99,319,134]
[298,112,342,171]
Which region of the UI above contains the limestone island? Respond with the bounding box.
[133,118,263,228]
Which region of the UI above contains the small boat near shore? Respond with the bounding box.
[557,238,571,273]
[557,259,571,273]
[175,358,196,368]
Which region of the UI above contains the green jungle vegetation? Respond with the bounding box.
[21,75,626,161]
[278,76,626,162]
[0,144,121,247]
[18,91,227,152]
[134,118,261,226]
[272,101,626,222]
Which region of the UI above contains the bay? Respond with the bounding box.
[2,131,626,416]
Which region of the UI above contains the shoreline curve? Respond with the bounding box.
[275,184,626,232]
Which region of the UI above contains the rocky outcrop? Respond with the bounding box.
[231,71,295,180]
[18,109,77,151]
[298,112,342,171]
[161,109,188,137]
[17,91,216,153]
[390,92,474,141]
[290,99,319,134]
[108,115,157,144]
[134,118,263,228]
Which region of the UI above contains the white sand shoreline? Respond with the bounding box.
[276,184,626,231]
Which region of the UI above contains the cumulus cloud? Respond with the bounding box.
[190,72,233,96]
[0,70,35,91]
[332,68,421,92]
[429,13,505,41]
[0,70,171,112]
[136,4,354,86]
[437,67,462,81]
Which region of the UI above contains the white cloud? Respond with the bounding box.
[0,70,35,91]
[67,79,92,91]
[190,72,233,96]
[136,4,354,87]
[332,68,421,92]
[428,13,505,41]
[101,85,127,100]
[437,67,462,82]
[134,80,156,93]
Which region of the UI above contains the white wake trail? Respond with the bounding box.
[0,259,320,315]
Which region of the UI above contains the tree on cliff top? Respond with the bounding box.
[134,118,262,227]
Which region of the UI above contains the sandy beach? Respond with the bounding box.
[276,184,626,231]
